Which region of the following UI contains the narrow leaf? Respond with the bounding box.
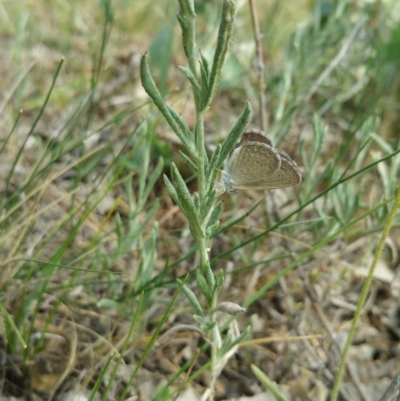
[206,222,219,238]
[139,157,164,208]
[140,53,192,151]
[196,269,213,305]
[214,269,225,298]
[199,51,210,105]
[179,150,198,172]
[251,365,287,401]
[203,262,215,292]
[200,50,210,80]
[170,163,202,236]
[163,174,184,211]
[217,101,252,169]
[167,106,194,151]
[200,189,216,223]
[178,280,204,317]
[177,65,202,97]
[206,201,223,230]
[203,0,237,108]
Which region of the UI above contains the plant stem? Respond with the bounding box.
[194,107,210,277]
[195,112,207,211]
[178,0,200,109]
[330,187,400,401]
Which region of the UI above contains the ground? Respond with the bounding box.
[0,1,400,401]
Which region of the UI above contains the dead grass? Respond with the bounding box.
[0,1,400,401]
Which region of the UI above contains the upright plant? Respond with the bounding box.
[140,0,251,398]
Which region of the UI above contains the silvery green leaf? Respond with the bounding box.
[206,222,219,238]
[203,0,237,108]
[178,66,202,98]
[196,268,212,305]
[208,143,221,175]
[217,101,252,169]
[203,262,215,292]
[179,151,198,172]
[193,192,200,211]
[179,280,204,317]
[200,189,216,223]
[199,52,210,104]
[214,268,225,296]
[193,314,208,331]
[167,106,195,153]
[207,143,222,193]
[170,163,202,236]
[140,54,192,152]
[206,201,222,229]
[163,174,184,211]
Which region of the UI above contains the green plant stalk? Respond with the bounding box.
[141,2,242,399]
[194,112,211,277]
[193,76,222,401]
[198,237,209,277]
[251,364,287,401]
[89,352,115,401]
[101,292,144,401]
[0,303,27,349]
[330,187,400,401]
[209,296,222,401]
[178,0,200,109]
[119,280,185,401]
[195,112,207,216]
